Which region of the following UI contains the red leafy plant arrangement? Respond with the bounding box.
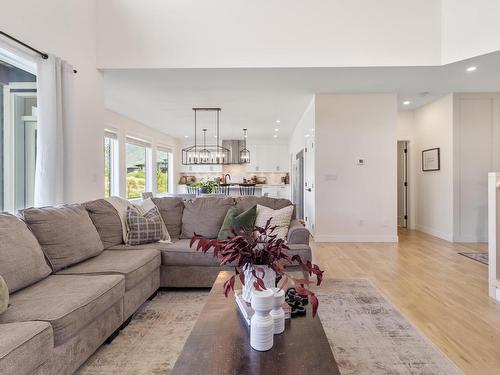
[190,218,324,317]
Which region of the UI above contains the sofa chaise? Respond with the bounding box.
[0,196,311,374]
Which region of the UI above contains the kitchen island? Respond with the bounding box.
[178,184,291,199]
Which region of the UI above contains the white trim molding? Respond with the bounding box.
[415,224,454,242]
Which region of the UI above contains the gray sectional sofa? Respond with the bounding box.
[0,196,311,374]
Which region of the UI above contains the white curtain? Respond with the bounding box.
[34,55,74,207]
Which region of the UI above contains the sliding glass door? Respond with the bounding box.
[0,57,37,212]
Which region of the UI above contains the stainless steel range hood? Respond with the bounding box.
[221,140,245,164]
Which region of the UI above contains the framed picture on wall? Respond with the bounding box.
[422,148,440,171]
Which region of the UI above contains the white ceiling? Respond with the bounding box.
[103,50,500,141]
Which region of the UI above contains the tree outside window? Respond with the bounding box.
[126,143,148,199]
[156,149,169,194]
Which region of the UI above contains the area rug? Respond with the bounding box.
[77,280,462,375]
[315,279,462,375]
[458,252,488,265]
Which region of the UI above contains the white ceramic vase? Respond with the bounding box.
[270,288,285,334]
[250,289,274,351]
[242,264,276,303]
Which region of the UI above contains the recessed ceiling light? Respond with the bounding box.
[184,135,189,138]
[276,120,281,123]
[305,134,310,138]
[403,101,411,105]
[273,134,278,138]
[214,135,218,138]
[274,128,279,132]
[466,66,477,72]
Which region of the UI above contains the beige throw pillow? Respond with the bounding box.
[0,275,9,315]
[255,204,294,240]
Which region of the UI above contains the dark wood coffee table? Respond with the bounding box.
[171,271,340,375]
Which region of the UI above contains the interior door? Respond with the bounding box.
[304,138,315,234]
[397,141,408,228]
[293,150,305,220]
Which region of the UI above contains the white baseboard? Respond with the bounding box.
[314,234,399,243]
[415,224,453,242]
[453,235,488,243]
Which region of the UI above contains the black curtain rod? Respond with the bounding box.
[0,30,77,73]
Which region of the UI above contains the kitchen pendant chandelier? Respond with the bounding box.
[182,108,230,165]
[240,128,251,163]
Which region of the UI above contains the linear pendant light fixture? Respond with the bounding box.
[240,128,250,163]
[182,107,230,165]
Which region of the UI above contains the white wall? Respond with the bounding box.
[289,98,315,232]
[96,0,441,68]
[398,93,500,243]
[413,94,455,241]
[97,1,500,69]
[104,110,181,196]
[453,93,500,242]
[0,0,104,203]
[314,94,398,242]
[441,0,500,64]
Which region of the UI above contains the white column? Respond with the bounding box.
[488,172,500,300]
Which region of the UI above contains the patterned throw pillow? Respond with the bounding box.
[255,204,294,240]
[125,206,163,246]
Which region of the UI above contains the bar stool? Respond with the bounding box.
[238,183,256,196]
[214,184,231,195]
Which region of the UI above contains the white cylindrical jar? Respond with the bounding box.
[270,288,285,334]
[250,289,274,351]
[242,264,276,303]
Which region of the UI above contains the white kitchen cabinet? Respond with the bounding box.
[246,144,259,172]
[179,164,223,173]
[261,185,291,199]
[246,142,289,173]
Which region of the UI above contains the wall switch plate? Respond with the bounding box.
[357,158,366,165]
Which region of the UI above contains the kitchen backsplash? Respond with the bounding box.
[179,164,287,185]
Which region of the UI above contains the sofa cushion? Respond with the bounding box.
[0,321,53,375]
[152,197,184,239]
[56,250,160,290]
[20,205,104,271]
[108,240,221,267]
[0,213,51,293]
[235,196,296,219]
[0,276,8,315]
[83,199,123,248]
[181,197,234,239]
[0,275,124,346]
[161,240,221,266]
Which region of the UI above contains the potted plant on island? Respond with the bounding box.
[190,218,324,317]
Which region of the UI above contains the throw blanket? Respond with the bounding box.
[105,196,171,244]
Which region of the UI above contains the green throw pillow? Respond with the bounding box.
[217,206,240,240]
[0,276,9,315]
[233,205,257,234]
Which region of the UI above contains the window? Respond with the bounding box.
[104,131,118,197]
[126,137,150,199]
[156,147,170,194]
[0,51,37,212]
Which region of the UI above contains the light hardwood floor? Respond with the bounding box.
[312,229,500,375]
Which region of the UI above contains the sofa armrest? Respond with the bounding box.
[287,220,310,245]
